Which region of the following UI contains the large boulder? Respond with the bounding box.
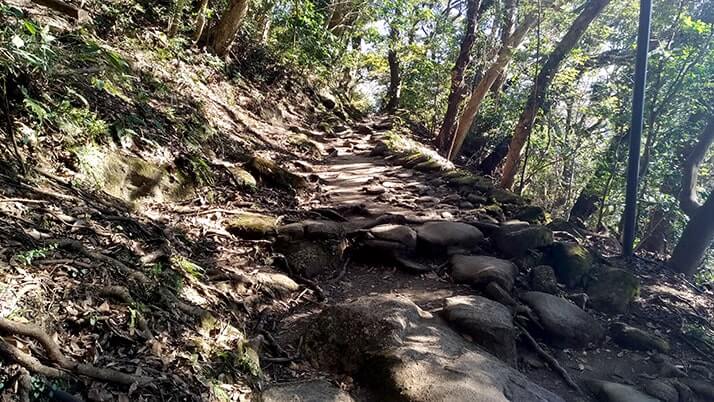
[303,295,564,402]
[260,380,355,402]
[442,296,516,365]
[545,242,593,288]
[521,292,604,347]
[610,322,670,352]
[450,255,518,291]
[416,221,484,254]
[275,238,342,278]
[494,224,553,258]
[586,268,640,314]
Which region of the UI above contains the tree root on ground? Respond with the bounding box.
[516,323,583,394]
[0,318,150,386]
[54,239,149,283]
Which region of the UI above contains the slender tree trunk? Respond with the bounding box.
[168,0,188,38]
[206,0,251,57]
[500,0,610,189]
[679,117,714,216]
[447,15,538,160]
[637,208,674,254]
[384,26,401,112]
[192,0,210,44]
[490,0,516,99]
[435,0,482,152]
[669,115,714,276]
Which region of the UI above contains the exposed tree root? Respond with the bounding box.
[17,367,31,402]
[0,318,150,386]
[517,323,583,394]
[54,239,149,283]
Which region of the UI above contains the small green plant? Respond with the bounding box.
[171,255,205,278]
[15,244,58,265]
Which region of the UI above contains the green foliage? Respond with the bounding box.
[15,244,58,265]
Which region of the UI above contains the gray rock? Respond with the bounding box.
[467,193,487,205]
[364,184,386,195]
[451,255,518,291]
[642,379,679,402]
[261,380,355,402]
[443,296,516,365]
[586,268,640,314]
[369,224,417,250]
[485,282,517,307]
[610,322,670,352]
[370,141,389,156]
[302,220,345,239]
[442,194,461,204]
[545,242,593,288]
[530,265,559,294]
[489,188,525,205]
[513,205,545,223]
[459,201,475,209]
[304,295,564,402]
[582,380,659,402]
[521,291,604,347]
[275,239,342,278]
[494,225,553,257]
[417,221,484,253]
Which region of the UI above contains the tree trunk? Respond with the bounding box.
[384,26,401,112]
[192,0,210,44]
[669,193,714,276]
[435,0,482,152]
[679,116,714,217]
[447,15,538,160]
[637,208,674,255]
[478,136,510,175]
[207,0,251,57]
[669,115,714,276]
[490,0,516,99]
[500,0,610,189]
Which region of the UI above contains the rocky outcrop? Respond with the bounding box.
[442,296,517,365]
[450,255,518,291]
[303,295,564,402]
[586,268,640,313]
[521,291,604,347]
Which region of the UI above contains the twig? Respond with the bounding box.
[516,323,583,394]
[0,318,150,385]
[0,198,47,204]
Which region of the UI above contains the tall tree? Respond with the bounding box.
[446,14,538,160]
[435,0,483,152]
[500,0,610,189]
[384,24,401,112]
[669,116,714,275]
[206,0,251,57]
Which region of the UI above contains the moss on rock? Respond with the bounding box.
[225,213,277,239]
[587,268,640,314]
[546,242,593,288]
[246,156,308,191]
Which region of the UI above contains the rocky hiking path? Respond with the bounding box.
[256,116,714,402]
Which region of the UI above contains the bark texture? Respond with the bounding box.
[447,15,538,160]
[669,116,714,275]
[500,0,610,188]
[435,0,482,152]
[384,26,401,112]
[207,0,250,57]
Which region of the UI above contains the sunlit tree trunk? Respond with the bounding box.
[500,0,610,189]
[447,15,537,160]
[207,0,251,57]
[384,26,401,112]
[192,0,210,44]
[435,0,482,152]
[669,116,714,275]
